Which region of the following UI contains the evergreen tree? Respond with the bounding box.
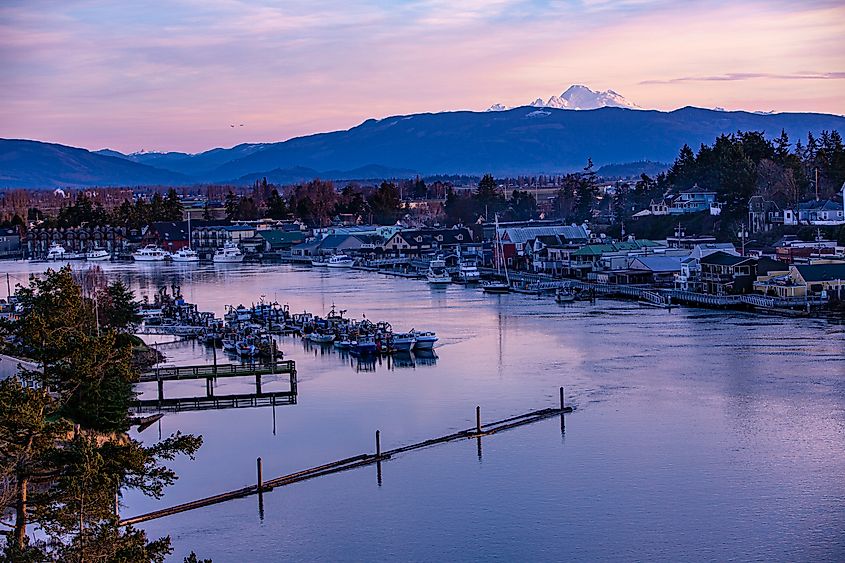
[367,182,402,225]
[507,190,537,221]
[266,188,288,220]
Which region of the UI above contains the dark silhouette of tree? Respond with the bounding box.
[367,182,402,225]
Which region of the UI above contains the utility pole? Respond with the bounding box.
[815,167,819,201]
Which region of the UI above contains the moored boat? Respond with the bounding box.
[390,332,416,352]
[85,247,110,261]
[458,261,481,283]
[326,254,355,268]
[46,243,67,261]
[171,247,199,262]
[482,281,510,294]
[213,241,244,263]
[555,289,575,303]
[426,259,451,285]
[411,330,438,350]
[133,245,169,262]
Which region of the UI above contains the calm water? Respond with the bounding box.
[3,261,845,561]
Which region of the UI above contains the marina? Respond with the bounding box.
[1,259,843,561]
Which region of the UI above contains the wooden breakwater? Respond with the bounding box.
[119,390,573,526]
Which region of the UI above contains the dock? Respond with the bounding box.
[120,389,573,526]
[133,360,297,412]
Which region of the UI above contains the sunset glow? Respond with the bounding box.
[2,0,843,153]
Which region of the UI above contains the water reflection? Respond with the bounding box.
[3,260,844,561]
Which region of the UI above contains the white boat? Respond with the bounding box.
[173,215,200,262]
[326,254,355,268]
[555,289,575,303]
[171,247,199,262]
[133,245,169,262]
[213,241,244,263]
[411,330,438,350]
[310,257,328,267]
[458,261,481,283]
[46,243,67,261]
[426,259,451,285]
[85,248,110,261]
[391,332,416,352]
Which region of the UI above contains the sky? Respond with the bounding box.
[1,0,844,154]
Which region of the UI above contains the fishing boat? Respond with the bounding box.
[85,247,110,261]
[458,261,481,283]
[426,259,451,285]
[310,257,328,267]
[482,214,510,294]
[307,331,335,344]
[411,330,438,350]
[171,247,199,262]
[333,337,352,350]
[236,340,258,357]
[352,334,377,355]
[390,332,416,352]
[555,289,575,303]
[45,243,67,261]
[213,241,244,263]
[133,245,169,262]
[326,254,355,268]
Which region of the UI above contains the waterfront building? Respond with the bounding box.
[24,225,128,258]
[773,235,839,264]
[627,256,685,287]
[0,227,22,259]
[674,243,739,291]
[569,239,666,279]
[700,252,786,295]
[142,221,190,252]
[753,263,845,299]
[257,230,307,252]
[383,227,473,257]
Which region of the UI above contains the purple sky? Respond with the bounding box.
[2,0,843,154]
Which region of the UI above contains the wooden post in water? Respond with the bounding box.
[255,374,262,395]
[476,406,481,435]
[375,430,381,458]
[560,386,565,433]
[157,377,164,403]
[256,457,263,491]
[212,343,217,376]
[206,377,213,397]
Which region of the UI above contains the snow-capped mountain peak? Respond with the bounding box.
[486,85,641,112]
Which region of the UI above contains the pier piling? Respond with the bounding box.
[375,430,381,458]
[257,457,263,491]
[476,406,481,435]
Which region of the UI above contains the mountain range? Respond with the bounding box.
[487,85,640,112]
[2,104,844,189]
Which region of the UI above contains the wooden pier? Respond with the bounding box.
[133,360,297,413]
[119,390,573,526]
